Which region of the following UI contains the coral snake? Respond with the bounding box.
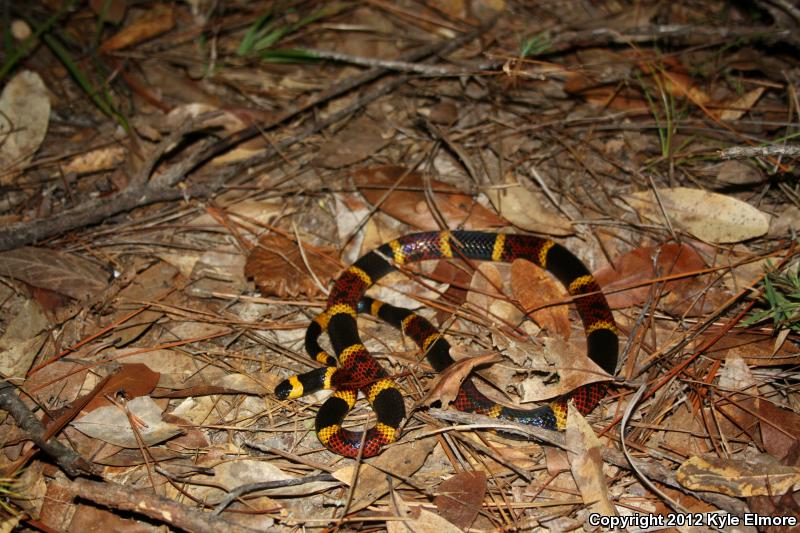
[275,231,618,458]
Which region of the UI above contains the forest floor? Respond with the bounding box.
[1,1,800,532]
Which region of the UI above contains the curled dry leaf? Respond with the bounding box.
[71,396,181,448]
[421,352,502,408]
[355,165,505,230]
[511,258,570,340]
[0,247,108,301]
[245,234,340,298]
[623,187,769,243]
[482,172,572,235]
[565,402,617,517]
[676,455,800,497]
[0,70,50,180]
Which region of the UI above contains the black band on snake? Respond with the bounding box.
[274,231,618,458]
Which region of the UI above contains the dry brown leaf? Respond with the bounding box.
[755,399,800,461]
[713,87,765,121]
[0,298,48,379]
[676,455,800,497]
[433,471,486,530]
[110,261,174,347]
[0,70,50,179]
[566,402,616,517]
[71,396,181,448]
[61,146,126,175]
[592,241,709,310]
[466,262,522,326]
[698,327,800,367]
[624,187,769,243]
[387,497,463,533]
[100,4,175,52]
[332,434,437,512]
[483,172,572,235]
[511,258,570,339]
[420,352,502,408]
[79,363,160,415]
[314,115,393,168]
[89,0,127,23]
[716,160,763,185]
[518,337,612,403]
[355,165,505,230]
[245,233,340,298]
[0,247,108,301]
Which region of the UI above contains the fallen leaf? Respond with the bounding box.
[0,70,50,180]
[566,401,616,517]
[511,258,570,339]
[71,396,182,448]
[716,160,763,185]
[676,455,800,497]
[79,363,160,415]
[518,337,612,403]
[466,262,522,326]
[89,0,127,23]
[245,233,340,298]
[0,298,49,379]
[482,172,572,235]
[332,433,437,512]
[100,4,175,52]
[420,352,502,408]
[624,187,769,243]
[433,471,486,530]
[61,146,126,175]
[355,165,505,230]
[697,327,800,367]
[592,242,708,309]
[755,398,800,461]
[109,261,174,347]
[387,496,462,533]
[314,115,393,168]
[713,87,765,121]
[0,247,108,301]
[198,459,337,497]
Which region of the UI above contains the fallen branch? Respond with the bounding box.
[54,477,275,533]
[0,380,97,477]
[719,144,800,160]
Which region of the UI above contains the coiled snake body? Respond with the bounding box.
[275,231,618,458]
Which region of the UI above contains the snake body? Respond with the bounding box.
[275,231,618,458]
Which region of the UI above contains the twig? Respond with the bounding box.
[0,380,98,478]
[302,48,496,76]
[54,477,273,533]
[211,473,338,515]
[718,144,800,159]
[543,25,798,53]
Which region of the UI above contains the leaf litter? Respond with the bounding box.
[0,1,799,531]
